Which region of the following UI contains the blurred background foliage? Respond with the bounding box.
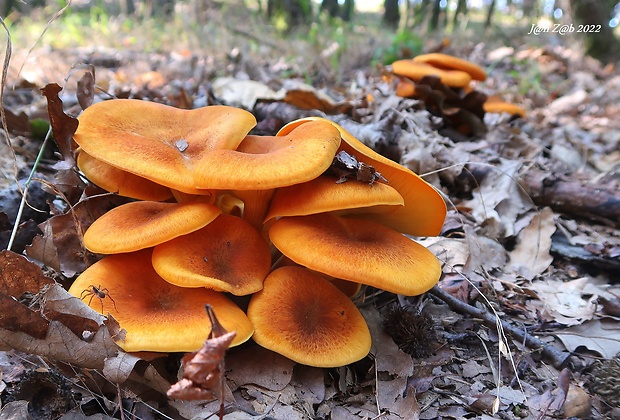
[2,0,619,64]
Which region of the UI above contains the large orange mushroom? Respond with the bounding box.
[68,249,254,352]
[247,266,371,367]
[269,213,442,296]
[73,99,257,194]
[277,118,447,237]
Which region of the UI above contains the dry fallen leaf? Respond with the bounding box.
[26,194,122,277]
[226,345,295,392]
[76,65,96,110]
[462,159,533,239]
[554,319,620,359]
[507,207,556,279]
[525,277,597,326]
[167,305,236,401]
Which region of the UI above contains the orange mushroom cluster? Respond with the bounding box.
[390,53,526,128]
[68,99,447,367]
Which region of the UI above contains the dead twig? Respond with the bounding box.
[429,285,571,368]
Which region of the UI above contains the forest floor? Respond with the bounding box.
[1,3,620,420]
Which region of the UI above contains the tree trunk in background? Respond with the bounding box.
[121,0,136,15]
[522,0,538,20]
[568,0,620,63]
[484,0,496,30]
[383,0,400,29]
[340,0,354,22]
[321,0,339,18]
[429,0,441,30]
[452,0,467,28]
[267,0,312,27]
[320,0,354,21]
[409,0,432,28]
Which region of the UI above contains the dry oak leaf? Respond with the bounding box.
[167,331,236,401]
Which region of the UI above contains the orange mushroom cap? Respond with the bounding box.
[192,120,341,190]
[271,254,363,298]
[391,60,472,88]
[264,174,404,222]
[413,53,487,81]
[483,98,526,117]
[73,99,256,194]
[247,266,371,367]
[84,200,221,254]
[68,249,254,352]
[77,150,174,201]
[395,77,417,98]
[269,213,441,296]
[277,118,447,237]
[152,214,271,296]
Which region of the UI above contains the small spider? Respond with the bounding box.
[80,285,118,314]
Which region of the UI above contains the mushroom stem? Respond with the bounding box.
[233,189,275,230]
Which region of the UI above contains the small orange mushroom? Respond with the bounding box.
[483,97,526,117]
[84,200,221,254]
[269,213,442,296]
[277,118,447,237]
[68,249,254,352]
[73,99,257,194]
[152,214,271,296]
[395,77,417,98]
[247,266,371,367]
[413,53,487,81]
[391,60,472,88]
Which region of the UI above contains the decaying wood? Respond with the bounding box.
[460,165,620,226]
[519,169,620,227]
[429,285,571,368]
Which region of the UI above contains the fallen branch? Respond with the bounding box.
[520,168,620,227]
[429,285,571,368]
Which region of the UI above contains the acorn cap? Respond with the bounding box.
[277,118,447,237]
[269,213,441,296]
[152,214,271,296]
[73,99,256,194]
[192,120,342,190]
[68,249,254,352]
[84,200,221,254]
[247,266,371,367]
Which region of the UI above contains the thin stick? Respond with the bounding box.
[429,285,571,368]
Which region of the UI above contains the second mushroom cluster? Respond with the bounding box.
[68,99,447,368]
[390,52,526,122]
